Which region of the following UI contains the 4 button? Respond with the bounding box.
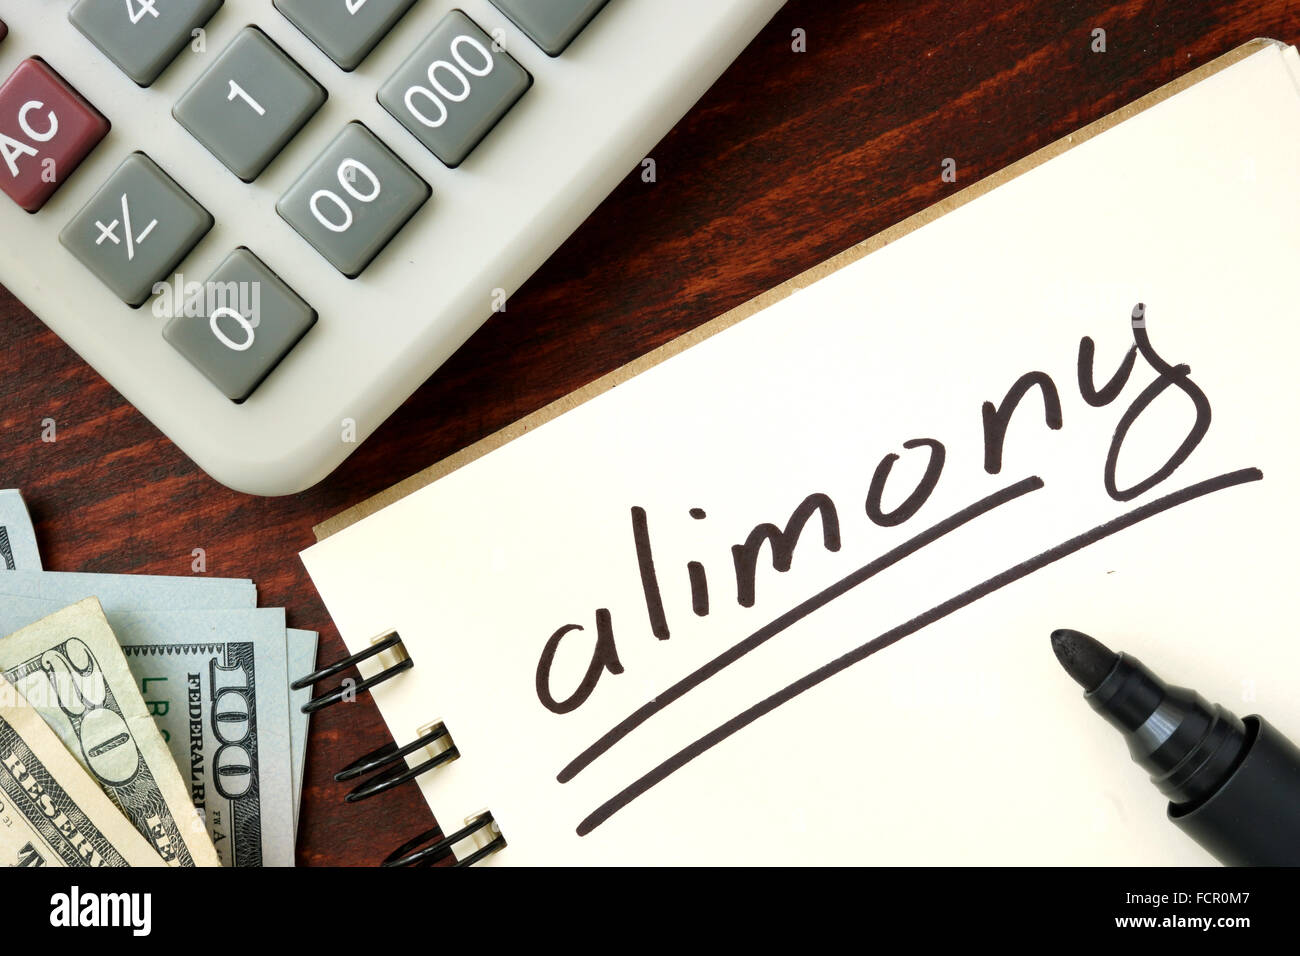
[70,0,223,87]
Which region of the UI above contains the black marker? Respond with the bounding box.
[1051,629,1300,865]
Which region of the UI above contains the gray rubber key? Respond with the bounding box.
[163,248,317,402]
[378,10,531,168]
[489,0,610,56]
[174,26,326,182]
[70,0,223,87]
[59,153,213,307]
[276,122,429,278]
[275,0,418,72]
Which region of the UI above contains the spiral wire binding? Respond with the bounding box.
[293,631,507,865]
[382,812,506,867]
[290,632,412,713]
[335,723,459,803]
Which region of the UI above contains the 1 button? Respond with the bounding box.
[378,10,530,168]
[164,248,316,402]
[0,58,110,212]
[174,26,326,182]
[59,153,213,307]
[277,122,428,278]
[489,0,609,56]
[70,0,223,87]
[275,0,418,72]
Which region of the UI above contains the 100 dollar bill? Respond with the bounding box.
[116,608,295,867]
[0,672,162,867]
[0,490,41,571]
[0,599,220,866]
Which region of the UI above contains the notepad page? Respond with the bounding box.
[304,42,1300,865]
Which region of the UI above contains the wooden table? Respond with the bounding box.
[2,0,1295,865]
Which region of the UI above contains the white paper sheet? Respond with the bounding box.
[303,43,1300,865]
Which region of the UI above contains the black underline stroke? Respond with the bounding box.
[558,476,1046,783]
[576,466,1263,836]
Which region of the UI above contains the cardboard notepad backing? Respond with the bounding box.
[304,40,1300,864]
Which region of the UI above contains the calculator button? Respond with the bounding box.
[163,248,316,402]
[173,26,326,183]
[69,0,223,87]
[275,0,418,72]
[0,58,110,212]
[0,20,7,44]
[276,122,429,278]
[377,10,531,168]
[59,153,212,307]
[489,0,609,56]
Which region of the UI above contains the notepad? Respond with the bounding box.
[302,40,1300,865]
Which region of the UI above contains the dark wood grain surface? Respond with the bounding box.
[2,0,1296,866]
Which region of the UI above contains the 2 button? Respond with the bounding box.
[275,0,418,72]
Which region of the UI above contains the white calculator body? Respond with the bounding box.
[0,0,785,494]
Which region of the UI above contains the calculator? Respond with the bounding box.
[0,0,785,494]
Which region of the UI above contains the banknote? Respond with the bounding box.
[113,608,296,867]
[0,598,301,864]
[0,490,41,571]
[0,594,309,825]
[0,672,162,867]
[0,599,220,866]
[286,628,318,835]
[0,598,306,790]
[0,570,254,608]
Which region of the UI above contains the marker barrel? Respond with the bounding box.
[1169,716,1300,866]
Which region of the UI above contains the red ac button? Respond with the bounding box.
[0,58,109,212]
